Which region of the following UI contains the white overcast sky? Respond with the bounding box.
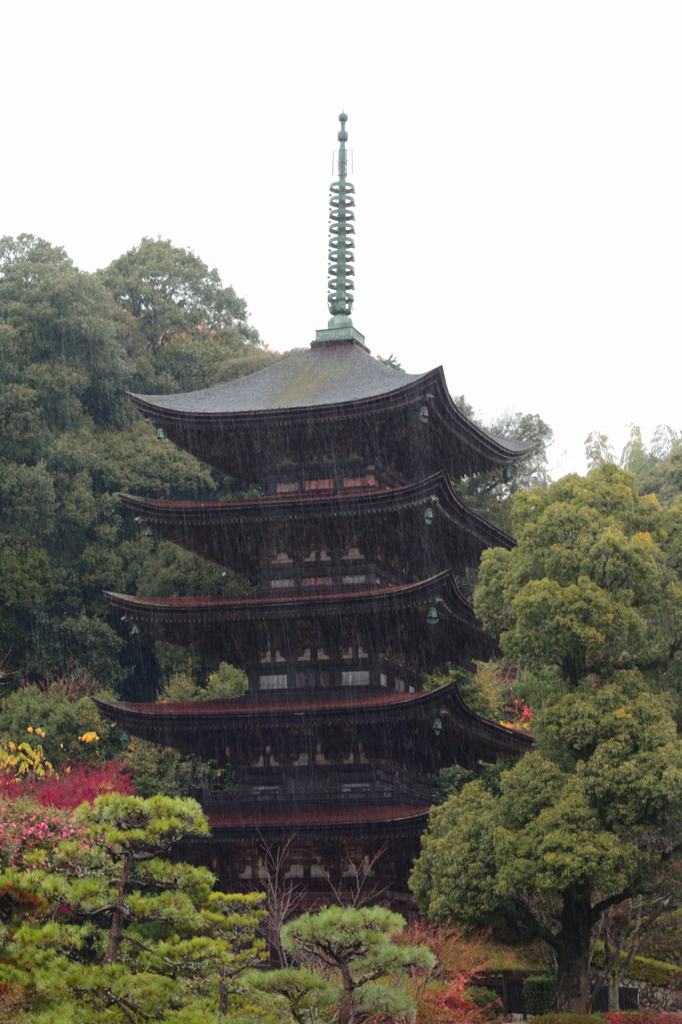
[3,1,681,476]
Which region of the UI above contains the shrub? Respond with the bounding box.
[0,800,87,867]
[626,957,681,988]
[418,982,503,1024]
[34,760,135,808]
[466,986,504,1020]
[604,1014,656,1024]
[531,1015,604,1024]
[593,950,682,988]
[524,974,558,1015]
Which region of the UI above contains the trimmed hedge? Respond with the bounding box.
[524,975,557,1015]
[592,950,681,988]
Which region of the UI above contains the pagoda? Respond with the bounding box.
[96,114,533,902]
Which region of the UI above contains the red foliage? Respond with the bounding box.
[34,761,135,808]
[0,761,135,809]
[605,1014,658,1024]
[418,980,501,1024]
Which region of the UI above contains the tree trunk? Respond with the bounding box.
[219,977,228,1016]
[338,977,355,1024]
[103,854,132,965]
[555,884,593,1014]
[608,975,620,1011]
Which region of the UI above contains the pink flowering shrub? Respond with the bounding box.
[0,802,86,868]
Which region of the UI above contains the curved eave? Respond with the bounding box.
[130,367,535,475]
[93,681,533,760]
[105,570,476,622]
[204,804,431,841]
[105,571,494,667]
[118,470,516,554]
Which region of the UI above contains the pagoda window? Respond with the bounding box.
[341,646,353,660]
[319,549,332,561]
[395,677,405,692]
[341,670,370,686]
[342,546,363,560]
[302,576,333,587]
[296,671,316,689]
[284,862,305,879]
[275,650,286,662]
[304,479,334,491]
[303,550,317,562]
[315,743,330,765]
[238,863,253,880]
[255,785,281,800]
[297,648,312,661]
[259,650,273,664]
[380,673,388,687]
[271,579,295,588]
[311,861,329,879]
[342,575,366,585]
[317,647,330,660]
[276,482,299,493]
[272,552,293,564]
[342,783,372,798]
[292,751,309,766]
[357,644,369,659]
[259,674,288,690]
[343,474,377,488]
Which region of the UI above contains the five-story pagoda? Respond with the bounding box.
[96,114,533,900]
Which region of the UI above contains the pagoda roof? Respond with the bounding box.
[118,471,514,576]
[205,804,431,840]
[129,343,533,479]
[132,342,426,413]
[93,681,533,762]
[104,571,494,668]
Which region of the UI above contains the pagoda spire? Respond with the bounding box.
[314,112,368,350]
[328,111,354,326]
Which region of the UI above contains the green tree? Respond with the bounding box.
[410,680,682,1013]
[0,678,118,768]
[474,464,682,693]
[280,905,434,1024]
[452,398,553,535]
[0,234,261,694]
[99,236,260,359]
[585,423,682,505]
[585,431,616,470]
[161,664,248,702]
[245,967,336,1024]
[0,794,266,1022]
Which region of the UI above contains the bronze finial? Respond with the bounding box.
[327,111,355,327]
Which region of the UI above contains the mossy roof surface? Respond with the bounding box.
[131,342,425,413]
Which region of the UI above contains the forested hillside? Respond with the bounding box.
[0,234,279,699]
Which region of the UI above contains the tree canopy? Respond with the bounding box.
[0,794,267,1022]
[280,905,435,1024]
[0,234,262,697]
[411,678,682,1013]
[586,423,682,506]
[451,397,554,535]
[474,464,682,694]
[413,466,682,1013]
